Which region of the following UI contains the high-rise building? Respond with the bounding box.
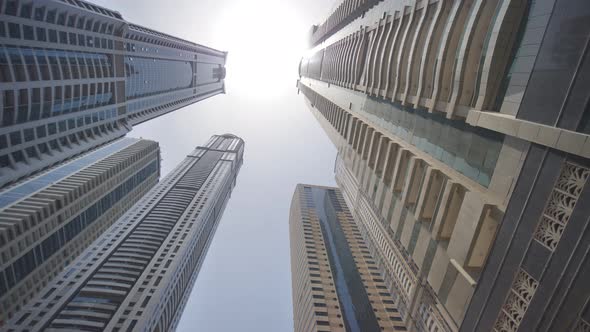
[289,184,406,332]
[5,134,244,332]
[0,136,160,324]
[0,0,227,187]
[298,0,590,331]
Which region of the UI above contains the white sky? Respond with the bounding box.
[93,0,337,331]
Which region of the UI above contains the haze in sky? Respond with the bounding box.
[92,0,336,331]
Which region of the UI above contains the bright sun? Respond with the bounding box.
[213,0,307,98]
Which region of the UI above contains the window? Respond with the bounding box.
[23,25,34,40]
[9,49,26,81]
[76,17,84,30]
[69,32,76,45]
[59,31,67,44]
[35,54,49,81]
[46,9,56,23]
[36,126,46,138]
[8,23,20,39]
[20,3,32,18]
[47,54,61,80]
[57,12,66,25]
[70,56,80,80]
[38,143,48,154]
[0,155,8,168]
[9,131,21,145]
[24,129,34,142]
[25,146,36,158]
[36,27,46,42]
[5,0,18,16]
[34,7,45,21]
[48,123,56,135]
[48,29,57,43]
[12,150,25,163]
[67,15,76,28]
[0,52,10,81]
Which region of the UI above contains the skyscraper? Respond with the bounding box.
[0,0,227,187]
[298,0,590,331]
[289,184,406,332]
[5,134,244,332]
[0,137,160,324]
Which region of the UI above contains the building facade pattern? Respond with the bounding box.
[0,137,159,324]
[300,80,488,330]
[0,0,227,187]
[289,184,405,332]
[334,154,450,332]
[533,162,590,251]
[299,0,590,331]
[309,0,382,46]
[493,269,538,332]
[3,134,244,332]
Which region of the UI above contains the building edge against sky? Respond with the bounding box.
[289,184,406,332]
[0,137,160,325]
[298,0,590,331]
[0,0,227,188]
[4,134,244,332]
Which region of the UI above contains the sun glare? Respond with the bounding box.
[214,0,307,98]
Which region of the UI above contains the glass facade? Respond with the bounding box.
[362,97,504,186]
[125,56,193,99]
[195,62,221,86]
[0,0,226,189]
[0,137,137,209]
[307,187,381,332]
[0,46,112,83]
[0,159,158,298]
[0,46,114,127]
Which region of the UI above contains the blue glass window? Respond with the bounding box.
[125,56,193,99]
[363,97,504,186]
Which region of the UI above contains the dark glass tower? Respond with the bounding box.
[5,134,244,332]
[0,0,226,187]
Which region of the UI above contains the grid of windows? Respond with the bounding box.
[0,0,227,188]
[0,137,160,323]
[0,6,118,48]
[0,46,113,83]
[4,135,243,331]
[0,137,136,208]
[0,159,157,299]
[299,83,503,187]
[0,108,121,169]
